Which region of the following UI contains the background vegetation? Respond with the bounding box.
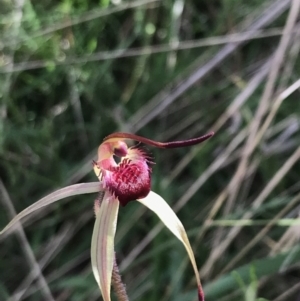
[0,0,300,300]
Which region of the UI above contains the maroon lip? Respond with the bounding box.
[99,132,214,207]
[105,160,151,206]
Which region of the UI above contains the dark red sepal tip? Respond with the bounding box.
[198,285,205,301]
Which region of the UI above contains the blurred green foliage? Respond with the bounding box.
[0,0,300,300]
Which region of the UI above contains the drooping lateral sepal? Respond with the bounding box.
[91,194,119,301]
[137,191,205,301]
[0,182,101,236]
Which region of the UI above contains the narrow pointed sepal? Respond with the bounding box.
[91,193,119,301]
[137,191,204,301]
[0,182,101,235]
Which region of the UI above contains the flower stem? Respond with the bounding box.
[112,254,129,301]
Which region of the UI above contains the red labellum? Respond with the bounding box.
[104,158,151,206]
[96,131,213,206]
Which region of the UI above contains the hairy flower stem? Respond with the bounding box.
[112,254,129,301]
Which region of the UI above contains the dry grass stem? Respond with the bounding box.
[0,181,55,301]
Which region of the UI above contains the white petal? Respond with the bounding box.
[93,164,101,179]
[91,193,119,301]
[0,182,101,235]
[137,191,204,301]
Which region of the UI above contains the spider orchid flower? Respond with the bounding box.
[0,131,213,301]
[91,132,213,301]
